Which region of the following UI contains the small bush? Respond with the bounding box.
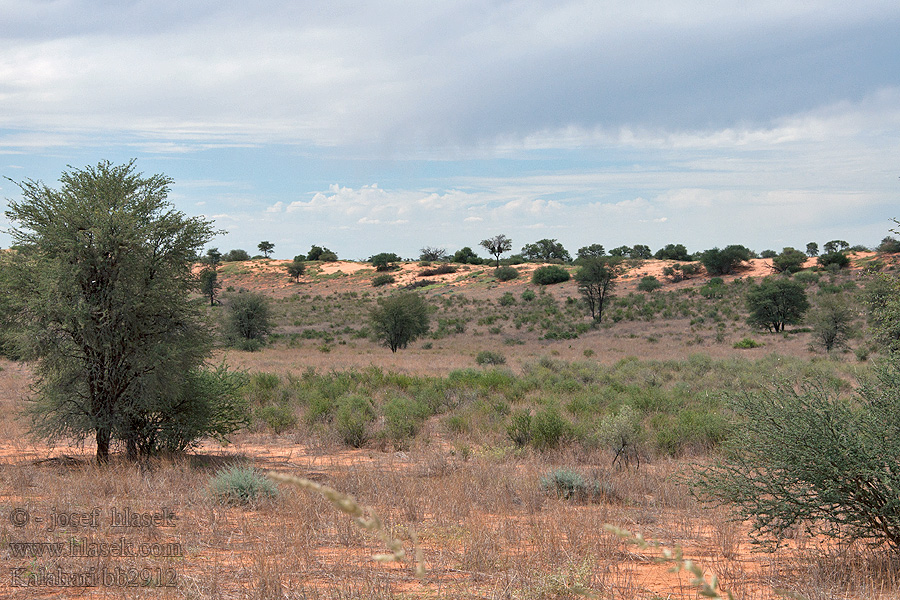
[530,405,569,449]
[419,264,457,277]
[733,337,764,349]
[637,276,662,293]
[210,465,278,505]
[540,468,616,502]
[507,410,532,447]
[335,395,375,447]
[225,292,274,351]
[372,274,395,287]
[475,350,506,366]
[382,396,429,446]
[521,289,536,302]
[793,270,820,285]
[254,404,296,433]
[498,292,516,306]
[495,266,520,281]
[532,265,571,285]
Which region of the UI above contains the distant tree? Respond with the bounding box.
[205,247,222,265]
[286,259,306,282]
[575,258,619,322]
[878,237,900,254]
[370,293,430,353]
[369,252,402,272]
[521,238,571,262]
[818,251,850,270]
[200,267,221,306]
[806,242,819,257]
[223,249,250,262]
[480,234,513,267]
[576,244,606,261]
[225,292,274,351]
[823,240,850,254]
[452,246,483,264]
[419,246,448,262]
[307,245,337,261]
[771,247,809,274]
[630,244,652,259]
[746,278,809,332]
[608,245,631,257]
[257,241,274,258]
[654,243,691,261]
[809,295,855,352]
[293,254,307,262]
[637,275,662,293]
[701,245,752,276]
[662,262,701,282]
[759,249,777,259]
[531,265,570,285]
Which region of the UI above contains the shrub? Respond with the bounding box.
[494,265,520,281]
[771,247,809,274]
[498,292,516,306]
[286,259,306,282]
[793,270,820,285]
[692,359,900,552]
[371,274,395,287]
[210,465,278,505]
[335,395,375,447]
[818,251,850,269]
[637,276,662,293]
[878,236,900,254]
[530,405,569,450]
[255,404,296,433]
[532,265,571,285]
[370,252,402,271]
[809,295,855,351]
[225,292,274,351]
[419,264,457,277]
[507,410,532,447]
[540,468,587,500]
[701,245,752,276]
[475,350,506,366]
[370,293,430,353]
[382,396,429,446]
[521,289,536,302]
[733,337,764,349]
[452,246,483,264]
[223,248,251,262]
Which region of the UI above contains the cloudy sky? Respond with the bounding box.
[1,1,898,260]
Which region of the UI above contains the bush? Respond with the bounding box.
[382,396,429,446]
[255,404,296,433]
[222,249,250,262]
[507,410,532,447]
[419,264,457,277]
[693,359,900,552]
[733,337,764,349]
[771,247,809,274]
[818,251,850,269]
[452,246,483,264]
[540,468,615,502]
[878,236,900,254]
[370,252,402,271]
[494,265,519,281]
[530,405,569,450]
[498,292,516,306]
[809,295,854,351]
[370,293,430,352]
[521,289,536,302]
[225,292,274,351]
[746,278,809,332]
[701,245,752,276]
[210,465,278,505]
[532,265,571,285]
[637,276,662,293]
[475,350,506,366]
[371,274,396,287]
[335,395,375,447]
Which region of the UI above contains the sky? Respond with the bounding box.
[1,0,899,261]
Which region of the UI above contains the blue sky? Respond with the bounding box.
[1,1,899,260]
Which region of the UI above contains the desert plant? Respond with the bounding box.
[257,240,274,258]
[810,294,855,351]
[382,396,429,445]
[370,252,402,271]
[746,278,809,332]
[225,292,275,351]
[733,337,764,349]
[507,410,532,447]
[370,293,430,352]
[701,245,752,276]
[475,350,506,366]
[222,248,251,261]
[200,266,221,305]
[498,292,516,306]
[575,258,618,321]
[530,405,569,450]
[521,289,536,302]
[637,275,662,293]
[521,238,571,262]
[335,395,376,447]
[494,265,519,281]
[533,265,571,285]
[419,246,447,262]
[452,246,483,264]
[692,358,900,553]
[818,251,850,269]
[878,236,900,254]
[771,247,809,274]
[480,234,513,267]
[286,259,306,282]
[654,243,691,261]
[210,465,278,505]
[372,274,395,287]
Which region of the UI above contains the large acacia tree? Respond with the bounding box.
[575,257,620,322]
[2,161,246,463]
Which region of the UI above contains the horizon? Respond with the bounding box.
[1,2,898,259]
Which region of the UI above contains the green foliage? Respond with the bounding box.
[382,396,429,446]
[307,245,337,261]
[823,240,849,254]
[255,404,297,434]
[865,273,900,352]
[494,265,519,281]
[733,338,764,349]
[771,247,808,274]
[692,359,900,552]
[210,465,278,505]
[759,249,777,258]
[530,405,569,450]
[335,395,376,447]
[475,350,506,366]
[818,251,850,269]
[257,240,274,258]
[507,410,533,447]
[370,293,430,352]
[419,246,448,262]
[701,245,752,276]
[2,160,221,462]
[222,248,250,262]
[371,274,395,287]
[452,246,483,264]
[370,252,402,271]
[576,244,605,260]
[419,263,456,276]
[575,258,618,321]
[521,289,536,302]
[809,295,855,351]
[746,278,809,332]
[878,236,900,254]
[654,243,691,261]
[597,405,643,466]
[286,259,306,282]
[480,234,513,266]
[806,242,819,257]
[793,270,820,285]
[540,468,585,500]
[532,265,571,285]
[498,292,516,306]
[637,275,662,293]
[226,292,275,351]
[521,238,571,262]
[204,247,222,265]
[200,267,221,306]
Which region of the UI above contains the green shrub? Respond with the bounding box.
[637,276,662,293]
[793,270,820,285]
[382,396,429,446]
[817,251,850,270]
[507,410,532,447]
[532,265,571,285]
[475,350,506,366]
[733,338,764,349]
[494,266,520,281]
[530,405,569,449]
[539,468,616,502]
[522,289,536,302]
[372,274,395,287]
[225,292,274,351]
[210,465,278,505]
[498,292,516,306]
[334,395,375,447]
[254,404,296,433]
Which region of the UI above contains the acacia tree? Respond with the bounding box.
[521,238,571,262]
[370,293,430,352]
[2,161,246,463]
[480,234,512,267]
[286,258,306,282]
[258,240,274,258]
[575,257,619,322]
[200,267,221,305]
[746,278,809,332]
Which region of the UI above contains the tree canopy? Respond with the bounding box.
[370,293,430,352]
[521,238,571,262]
[1,160,245,462]
[575,257,620,322]
[480,234,512,267]
[746,278,809,332]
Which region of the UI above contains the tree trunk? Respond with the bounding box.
[96,429,111,464]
